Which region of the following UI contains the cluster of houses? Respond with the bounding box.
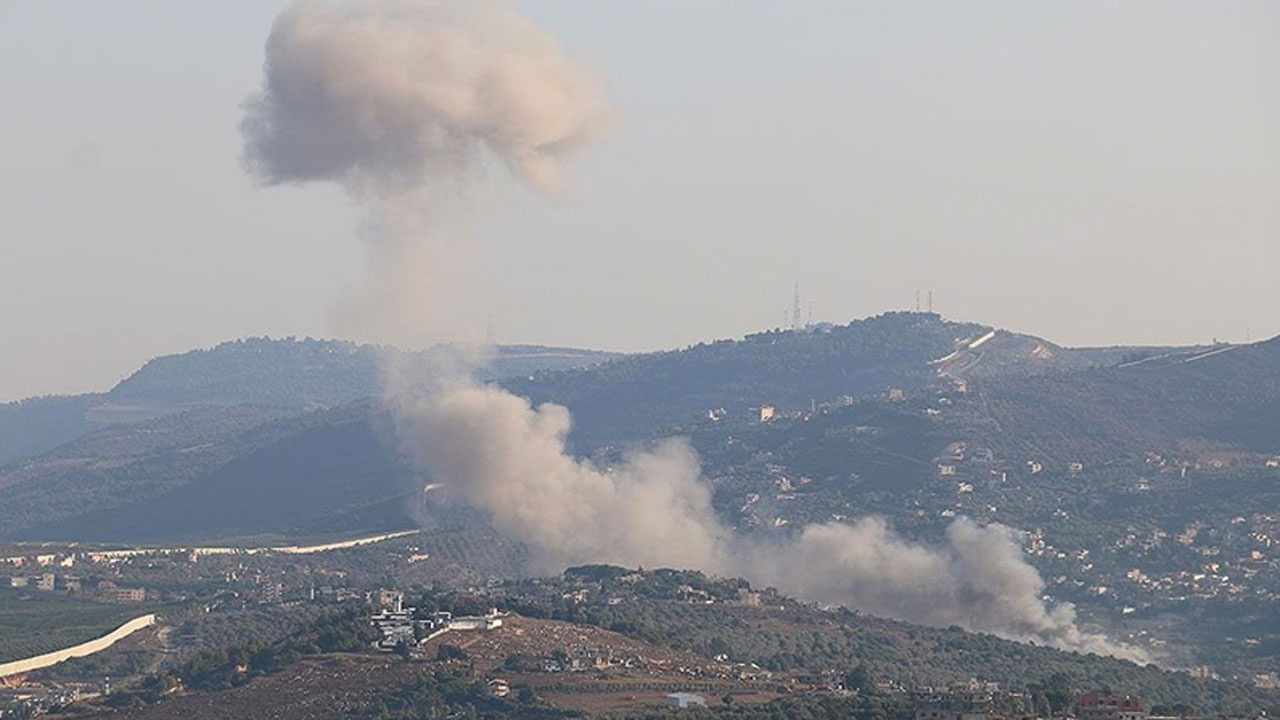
[3,573,145,603]
[368,591,505,652]
[0,685,100,720]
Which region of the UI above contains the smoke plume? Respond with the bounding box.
[245,0,1145,663]
[393,381,1147,661]
[241,0,612,344]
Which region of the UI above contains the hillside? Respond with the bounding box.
[505,313,990,448]
[56,570,1279,719]
[964,335,1280,463]
[2,315,1248,544]
[0,338,618,468]
[0,403,420,542]
[468,568,1278,715]
[108,337,619,409]
[501,313,1202,450]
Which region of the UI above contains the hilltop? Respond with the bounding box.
[0,314,1254,544]
[0,337,617,468]
[2,314,1277,683]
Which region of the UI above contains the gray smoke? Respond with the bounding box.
[241,0,612,344]
[244,0,1146,663]
[393,381,1148,662]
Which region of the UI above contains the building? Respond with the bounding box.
[665,693,707,709]
[570,646,614,671]
[115,587,146,603]
[1078,692,1146,720]
[758,405,776,422]
[36,574,55,591]
[262,582,283,604]
[371,605,417,651]
[887,388,907,402]
[375,589,404,613]
[487,679,510,698]
[445,609,504,631]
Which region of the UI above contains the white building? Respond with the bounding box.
[666,693,707,709]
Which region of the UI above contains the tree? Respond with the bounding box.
[845,664,872,693]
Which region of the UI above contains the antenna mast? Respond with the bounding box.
[792,282,802,331]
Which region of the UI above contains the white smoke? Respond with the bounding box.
[392,381,1148,661]
[244,0,1146,663]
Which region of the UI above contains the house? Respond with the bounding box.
[887,388,907,402]
[115,587,146,603]
[371,603,418,651]
[374,589,404,612]
[487,678,510,698]
[938,465,957,477]
[1078,692,1146,720]
[758,405,776,422]
[570,647,614,671]
[665,693,707,709]
[446,609,504,631]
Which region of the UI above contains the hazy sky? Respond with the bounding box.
[2,1,1278,402]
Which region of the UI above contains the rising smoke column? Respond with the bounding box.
[393,381,1148,662]
[241,0,612,345]
[243,0,1146,662]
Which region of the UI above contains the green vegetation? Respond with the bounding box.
[350,668,573,720]
[0,588,155,664]
[174,607,380,691]
[425,570,1279,716]
[0,402,421,541]
[0,394,97,468]
[505,312,985,446]
[0,336,616,470]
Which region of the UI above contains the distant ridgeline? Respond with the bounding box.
[2,314,1278,547]
[0,337,619,468]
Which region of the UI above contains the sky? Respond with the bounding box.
[1,1,1278,402]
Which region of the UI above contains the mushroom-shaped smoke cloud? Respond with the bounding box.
[243,0,1147,664]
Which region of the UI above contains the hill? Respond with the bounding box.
[964,335,1280,463]
[0,338,618,468]
[0,402,421,542]
[108,337,619,409]
[504,313,988,448]
[1,314,1235,543]
[502,313,1202,450]
[57,571,1279,719]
